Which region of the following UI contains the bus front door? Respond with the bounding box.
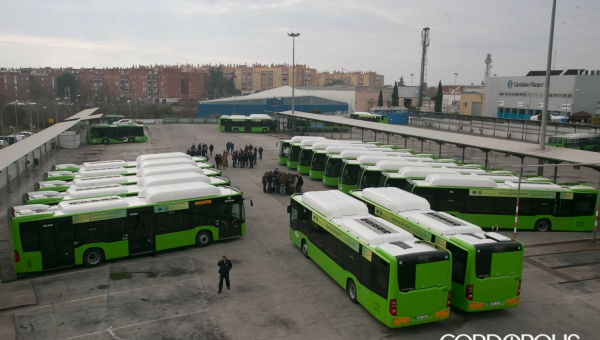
[41,219,74,270]
[127,208,154,255]
[215,203,242,239]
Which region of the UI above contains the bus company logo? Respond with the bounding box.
[440,334,580,340]
[507,80,513,89]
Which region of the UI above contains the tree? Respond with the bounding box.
[206,65,240,98]
[324,79,345,86]
[399,76,405,86]
[391,82,399,107]
[377,89,384,107]
[148,104,174,119]
[431,81,443,112]
[57,72,79,98]
[309,108,322,114]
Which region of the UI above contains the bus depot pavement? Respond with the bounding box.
[0,124,599,340]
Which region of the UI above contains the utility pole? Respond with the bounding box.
[419,27,430,108]
[288,33,300,114]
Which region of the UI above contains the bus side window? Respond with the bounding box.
[372,255,389,298]
[445,243,468,285]
[297,208,311,237]
[290,203,299,230]
[189,204,213,226]
[20,221,41,252]
[494,197,516,215]
[573,193,596,216]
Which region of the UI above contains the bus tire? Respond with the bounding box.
[534,219,551,232]
[102,138,109,145]
[83,248,104,267]
[196,231,212,247]
[127,137,135,143]
[262,128,268,133]
[301,240,309,258]
[347,279,358,304]
[233,128,239,133]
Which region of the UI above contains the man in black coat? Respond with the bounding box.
[218,255,233,293]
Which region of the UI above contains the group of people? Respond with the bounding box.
[231,144,263,169]
[187,142,214,158]
[262,168,303,196]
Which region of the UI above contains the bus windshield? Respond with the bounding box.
[341,164,361,185]
[289,145,301,161]
[474,242,522,278]
[325,158,344,177]
[360,171,383,189]
[299,150,314,166]
[397,250,450,292]
[279,142,290,157]
[311,153,327,171]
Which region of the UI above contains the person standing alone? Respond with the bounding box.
[218,255,233,294]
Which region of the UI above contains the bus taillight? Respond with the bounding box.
[517,280,522,296]
[447,291,452,308]
[14,250,20,263]
[465,285,473,301]
[389,299,397,316]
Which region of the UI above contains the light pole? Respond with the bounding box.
[55,98,60,124]
[540,0,557,152]
[77,94,81,112]
[565,89,579,117]
[26,102,39,132]
[454,73,458,109]
[1,101,21,137]
[233,96,237,114]
[135,100,139,120]
[287,32,300,114]
[127,100,131,119]
[43,106,46,128]
[523,91,533,117]
[410,74,414,86]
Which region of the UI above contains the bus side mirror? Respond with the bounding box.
[250,199,254,207]
[287,205,292,214]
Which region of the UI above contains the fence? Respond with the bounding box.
[0,139,56,192]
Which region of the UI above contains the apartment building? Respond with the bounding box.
[316,71,384,87]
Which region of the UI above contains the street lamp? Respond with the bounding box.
[43,106,46,128]
[26,102,40,133]
[287,32,300,114]
[127,100,131,119]
[410,74,414,86]
[523,91,533,117]
[565,89,579,116]
[454,73,458,109]
[77,94,81,112]
[1,101,22,137]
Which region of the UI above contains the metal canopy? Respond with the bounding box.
[0,108,99,171]
[276,110,600,169]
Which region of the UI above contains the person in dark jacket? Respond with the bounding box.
[253,147,258,165]
[262,172,268,193]
[258,146,263,160]
[209,143,214,155]
[218,255,232,293]
[214,153,222,170]
[296,174,304,193]
[248,153,255,169]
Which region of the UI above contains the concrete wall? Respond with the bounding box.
[0,139,56,192]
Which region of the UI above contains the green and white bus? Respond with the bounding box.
[219,114,278,133]
[9,182,249,274]
[351,187,524,312]
[25,173,231,205]
[288,190,452,327]
[323,148,398,187]
[277,136,326,165]
[289,120,351,133]
[87,123,149,144]
[297,140,364,174]
[350,112,389,124]
[289,139,366,170]
[379,169,515,190]
[337,154,414,193]
[51,153,208,172]
[44,163,221,181]
[547,133,600,151]
[406,174,598,232]
[308,143,381,180]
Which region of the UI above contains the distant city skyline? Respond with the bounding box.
[1,1,598,87]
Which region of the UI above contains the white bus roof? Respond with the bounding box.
[137,157,197,169]
[504,181,562,190]
[138,182,221,204]
[302,190,368,218]
[77,167,130,177]
[37,180,69,189]
[72,175,131,187]
[290,136,327,142]
[475,173,520,182]
[355,154,403,165]
[136,164,208,177]
[249,114,273,119]
[136,172,212,187]
[53,164,80,170]
[374,160,432,170]
[82,160,128,169]
[311,141,365,150]
[136,152,192,163]
[455,167,486,174]
[395,167,460,178]
[65,184,129,199]
[339,149,389,158]
[301,139,362,147]
[363,187,430,212]
[422,174,497,188]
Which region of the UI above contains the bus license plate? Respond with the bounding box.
[489,301,501,306]
[416,315,429,320]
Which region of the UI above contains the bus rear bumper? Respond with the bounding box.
[385,308,450,328]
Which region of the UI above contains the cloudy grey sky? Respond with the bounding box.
[1,0,598,86]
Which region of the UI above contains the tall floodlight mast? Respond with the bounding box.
[484,53,493,85]
[419,27,430,108]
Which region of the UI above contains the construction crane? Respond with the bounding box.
[419,27,430,108]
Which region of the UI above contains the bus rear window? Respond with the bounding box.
[397,250,449,292]
[475,242,522,279]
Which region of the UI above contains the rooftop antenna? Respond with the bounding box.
[419,27,430,108]
[484,52,493,85]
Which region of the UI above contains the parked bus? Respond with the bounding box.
[288,140,370,170]
[288,190,452,327]
[51,155,208,172]
[44,163,220,181]
[308,143,380,180]
[337,154,412,193]
[25,172,231,205]
[288,120,350,133]
[406,175,598,232]
[9,182,249,274]
[378,168,509,190]
[277,136,326,165]
[87,123,149,144]
[350,112,389,124]
[297,140,363,174]
[218,114,278,133]
[547,133,600,151]
[351,187,524,312]
[323,148,397,187]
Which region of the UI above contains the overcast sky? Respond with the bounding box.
[1,0,598,87]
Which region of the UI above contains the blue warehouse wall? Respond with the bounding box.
[197,98,348,118]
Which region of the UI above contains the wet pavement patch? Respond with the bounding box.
[110,271,158,280]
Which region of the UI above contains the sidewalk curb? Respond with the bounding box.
[524,237,595,248]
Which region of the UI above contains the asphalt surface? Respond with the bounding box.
[0,123,599,340]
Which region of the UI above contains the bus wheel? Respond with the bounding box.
[347,279,358,304]
[233,128,239,133]
[83,248,104,267]
[196,231,212,247]
[262,128,268,133]
[534,219,551,232]
[127,137,134,143]
[301,240,309,258]
[102,138,109,145]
